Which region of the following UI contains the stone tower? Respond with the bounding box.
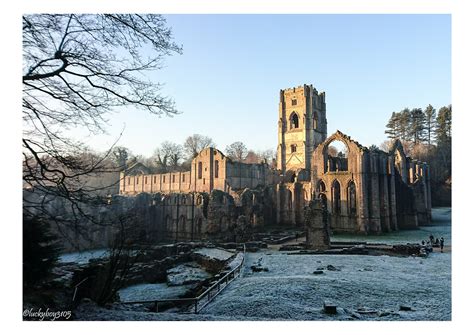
[277,84,327,173]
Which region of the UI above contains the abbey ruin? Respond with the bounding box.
[118,84,431,242]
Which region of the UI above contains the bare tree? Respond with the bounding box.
[22,14,182,242]
[152,141,184,172]
[112,146,131,169]
[225,141,248,162]
[183,134,215,159]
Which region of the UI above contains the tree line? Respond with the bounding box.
[113,135,277,173]
[383,104,451,206]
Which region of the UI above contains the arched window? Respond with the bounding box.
[317,180,326,193]
[290,112,299,129]
[214,160,219,178]
[332,180,341,214]
[288,190,293,210]
[313,114,318,130]
[319,193,328,209]
[198,162,203,179]
[348,181,357,215]
[290,144,297,153]
[326,140,348,172]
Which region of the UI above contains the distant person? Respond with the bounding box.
[440,237,445,252]
[421,240,425,246]
[435,238,440,245]
[429,234,434,244]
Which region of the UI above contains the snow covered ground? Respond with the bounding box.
[201,251,451,320]
[192,247,234,261]
[200,208,451,321]
[58,249,108,264]
[75,208,451,321]
[118,283,194,302]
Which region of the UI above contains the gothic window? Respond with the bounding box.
[136,177,139,184]
[215,160,219,178]
[144,177,147,184]
[288,190,293,210]
[198,162,203,179]
[326,140,348,172]
[318,180,326,192]
[163,176,166,183]
[128,177,131,185]
[290,112,299,129]
[290,144,297,153]
[313,114,318,130]
[182,174,185,182]
[172,175,175,183]
[332,180,341,214]
[291,99,297,106]
[153,176,156,183]
[348,181,357,215]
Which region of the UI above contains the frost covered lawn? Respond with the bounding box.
[201,208,451,321]
[201,251,450,320]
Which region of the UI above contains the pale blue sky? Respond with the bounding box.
[78,14,451,157]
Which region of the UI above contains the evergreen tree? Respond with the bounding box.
[409,108,426,144]
[424,104,437,147]
[385,112,400,139]
[23,215,61,288]
[398,108,411,141]
[436,105,452,145]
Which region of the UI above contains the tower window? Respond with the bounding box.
[198,162,203,179]
[215,160,219,178]
[172,175,175,183]
[291,99,297,106]
[290,144,297,153]
[182,174,185,182]
[290,112,299,129]
[145,177,147,184]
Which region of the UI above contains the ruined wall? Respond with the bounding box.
[311,131,431,235]
[305,199,330,250]
[120,147,277,196]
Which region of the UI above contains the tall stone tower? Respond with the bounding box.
[277,84,327,173]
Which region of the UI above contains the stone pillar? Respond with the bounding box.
[358,155,370,234]
[369,152,381,233]
[381,171,391,232]
[388,156,398,231]
[305,199,330,250]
